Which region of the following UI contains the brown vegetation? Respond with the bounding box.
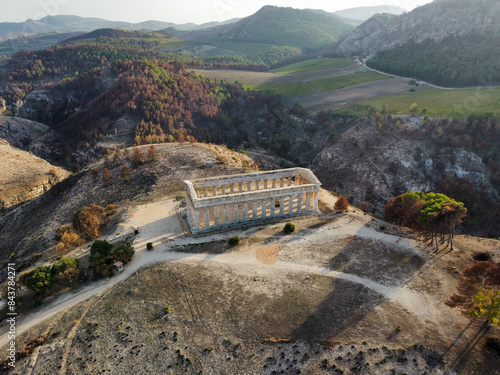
[72,204,117,240]
[334,196,349,211]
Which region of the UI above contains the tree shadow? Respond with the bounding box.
[452,321,489,372]
[290,222,427,342]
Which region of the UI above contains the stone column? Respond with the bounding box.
[270,199,276,217]
[297,194,303,213]
[262,201,267,218]
[280,198,284,216]
[234,203,239,222]
[288,195,294,214]
[243,203,248,221]
[264,180,268,189]
[194,209,200,231]
[272,179,276,188]
[204,188,208,197]
[239,183,243,193]
[314,191,319,211]
[280,178,284,188]
[230,185,235,194]
[213,186,217,196]
[306,193,311,211]
[205,208,210,228]
[247,182,252,191]
[214,206,219,225]
[222,186,226,195]
[253,201,258,219]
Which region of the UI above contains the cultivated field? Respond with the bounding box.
[194,58,414,111]
[247,72,390,96]
[337,87,500,119]
[283,78,412,112]
[271,57,353,74]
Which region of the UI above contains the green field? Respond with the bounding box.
[308,71,388,91]
[211,42,271,54]
[271,57,353,74]
[245,82,317,96]
[246,72,388,97]
[335,87,500,119]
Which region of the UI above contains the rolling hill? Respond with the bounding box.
[212,6,354,52]
[0,15,239,41]
[333,5,407,21]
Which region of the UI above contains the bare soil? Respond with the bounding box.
[193,64,362,86]
[283,78,411,112]
[0,143,257,278]
[0,140,69,210]
[4,195,500,375]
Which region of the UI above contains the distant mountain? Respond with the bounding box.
[0,15,239,41]
[335,0,500,56]
[208,6,354,52]
[332,5,407,21]
[305,9,363,26]
[0,32,84,56]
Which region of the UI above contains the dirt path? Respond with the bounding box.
[0,198,439,349]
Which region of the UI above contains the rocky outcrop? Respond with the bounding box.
[0,139,70,211]
[311,117,499,215]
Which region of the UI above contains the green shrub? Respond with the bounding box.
[228,236,241,246]
[90,240,113,261]
[283,222,295,233]
[147,242,153,250]
[113,243,135,263]
[21,266,53,293]
[239,150,247,155]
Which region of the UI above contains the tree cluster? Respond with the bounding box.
[90,240,134,277]
[203,46,303,70]
[446,260,500,325]
[384,191,467,250]
[21,256,81,294]
[367,33,500,87]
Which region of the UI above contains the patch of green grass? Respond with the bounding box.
[247,72,388,97]
[211,42,271,54]
[245,82,316,96]
[155,38,202,51]
[271,57,353,74]
[308,71,389,92]
[338,87,500,119]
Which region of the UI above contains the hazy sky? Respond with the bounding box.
[1,0,434,24]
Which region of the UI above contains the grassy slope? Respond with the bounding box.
[211,42,271,54]
[336,87,500,119]
[271,57,353,74]
[246,71,389,96]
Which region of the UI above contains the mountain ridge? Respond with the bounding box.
[0,14,240,41]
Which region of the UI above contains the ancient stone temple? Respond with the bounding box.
[184,168,321,234]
